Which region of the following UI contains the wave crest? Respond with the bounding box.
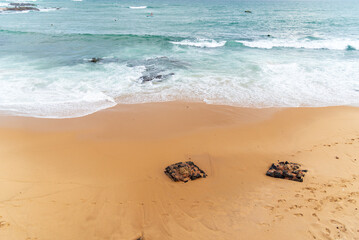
[129,6,147,9]
[171,39,226,48]
[236,39,358,50]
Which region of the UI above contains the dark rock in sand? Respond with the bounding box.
[4,6,39,11]
[164,161,207,183]
[9,3,37,6]
[266,161,307,182]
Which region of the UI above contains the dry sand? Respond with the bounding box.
[0,102,359,240]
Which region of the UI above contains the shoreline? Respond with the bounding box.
[1,102,359,239]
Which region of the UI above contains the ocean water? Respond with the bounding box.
[0,0,358,118]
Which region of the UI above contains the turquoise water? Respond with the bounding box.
[0,0,358,117]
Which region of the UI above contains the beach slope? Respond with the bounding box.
[0,102,359,240]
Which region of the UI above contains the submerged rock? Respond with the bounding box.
[139,73,174,83]
[129,56,187,84]
[3,6,39,11]
[9,3,37,6]
[127,56,188,84]
[89,57,102,63]
[346,45,356,51]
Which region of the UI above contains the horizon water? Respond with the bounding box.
[0,0,358,118]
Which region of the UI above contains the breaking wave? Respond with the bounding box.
[171,39,226,48]
[129,6,147,9]
[237,39,358,50]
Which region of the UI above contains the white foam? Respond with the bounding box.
[129,6,147,9]
[0,94,116,119]
[0,53,359,118]
[0,59,143,118]
[171,39,226,48]
[39,8,58,12]
[0,10,30,14]
[237,39,359,50]
[112,59,359,109]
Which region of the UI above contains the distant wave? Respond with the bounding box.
[129,6,147,9]
[171,39,226,48]
[236,39,358,50]
[0,30,177,40]
[0,8,60,13]
[39,8,59,12]
[0,9,30,14]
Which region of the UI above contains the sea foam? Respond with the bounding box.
[237,39,358,50]
[129,6,147,9]
[171,39,226,48]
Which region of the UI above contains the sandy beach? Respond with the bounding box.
[1,102,359,240]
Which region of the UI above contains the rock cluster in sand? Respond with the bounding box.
[266,161,307,182]
[164,161,207,182]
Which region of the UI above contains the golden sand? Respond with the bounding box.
[0,102,359,240]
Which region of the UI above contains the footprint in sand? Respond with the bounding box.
[264,205,275,211]
[320,228,331,240]
[327,196,341,202]
[289,205,302,210]
[330,219,347,233]
[347,198,356,204]
[349,191,359,197]
[0,220,10,228]
[335,205,344,211]
[312,213,320,221]
[258,222,270,227]
[313,204,322,211]
[308,230,317,239]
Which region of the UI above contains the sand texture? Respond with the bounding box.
[0,102,359,240]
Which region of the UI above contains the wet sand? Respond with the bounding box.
[0,102,359,240]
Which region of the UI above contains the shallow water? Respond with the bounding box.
[0,0,358,117]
